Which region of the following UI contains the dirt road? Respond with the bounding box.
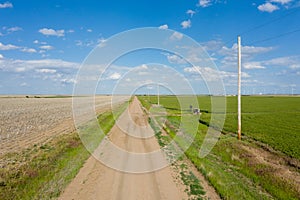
[59,97,188,200]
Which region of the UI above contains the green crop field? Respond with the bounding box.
[139,95,300,199]
[141,95,300,160]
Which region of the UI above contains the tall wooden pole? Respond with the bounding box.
[157,84,160,106]
[237,36,242,140]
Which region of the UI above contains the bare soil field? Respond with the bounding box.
[0,96,128,155]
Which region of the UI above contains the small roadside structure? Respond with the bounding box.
[193,108,200,115]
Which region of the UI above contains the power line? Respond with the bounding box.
[239,7,300,37]
[247,28,300,46]
[221,7,300,47]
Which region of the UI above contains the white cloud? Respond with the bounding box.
[87,29,93,32]
[15,67,26,72]
[290,64,300,69]
[201,40,224,51]
[258,2,279,12]
[75,39,95,47]
[219,44,273,57]
[33,40,47,45]
[243,62,266,69]
[158,24,168,30]
[0,42,38,53]
[68,29,75,33]
[184,66,250,82]
[61,78,76,84]
[263,56,299,66]
[36,68,57,74]
[39,45,54,50]
[0,2,13,8]
[166,54,186,64]
[39,28,65,37]
[108,72,121,80]
[0,54,3,59]
[139,64,148,69]
[239,56,300,72]
[21,48,37,53]
[218,44,274,70]
[20,82,28,87]
[242,45,274,54]
[7,26,22,33]
[0,58,79,72]
[197,0,212,7]
[181,19,192,29]
[170,32,183,40]
[186,9,196,17]
[270,0,292,4]
[0,42,19,50]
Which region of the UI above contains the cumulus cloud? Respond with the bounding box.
[20,82,28,87]
[289,64,300,69]
[0,54,3,59]
[258,2,279,12]
[181,19,192,29]
[186,9,196,17]
[35,69,57,74]
[7,26,22,33]
[39,45,54,50]
[243,62,266,69]
[87,29,93,32]
[158,24,168,30]
[39,28,65,37]
[21,48,37,53]
[0,2,13,8]
[0,42,19,50]
[75,39,95,47]
[263,56,299,66]
[107,72,121,80]
[201,40,224,51]
[184,66,251,82]
[197,0,212,7]
[240,56,300,71]
[61,78,76,84]
[166,54,187,64]
[216,43,274,70]
[138,64,148,69]
[170,32,183,40]
[270,0,292,5]
[0,58,79,72]
[219,44,273,57]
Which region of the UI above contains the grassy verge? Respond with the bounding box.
[139,96,300,199]
[148,115,206,200]
[0,102,128,200]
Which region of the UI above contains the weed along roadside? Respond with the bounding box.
[138,95,300,199]
[0,101,128,200]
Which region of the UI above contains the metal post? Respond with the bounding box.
[237,36,242,140]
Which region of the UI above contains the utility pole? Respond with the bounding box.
[291,86,295,96]
[157,84,160,106]
[237,36,242,140]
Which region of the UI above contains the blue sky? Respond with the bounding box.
[0,0,300,95]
